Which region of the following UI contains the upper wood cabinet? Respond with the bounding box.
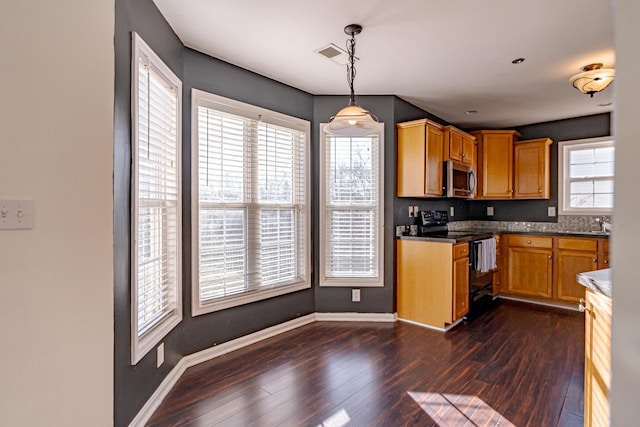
[443,126,476,167]
[514,138,552,199]
[397,119,444,197]
[471,130,521,199]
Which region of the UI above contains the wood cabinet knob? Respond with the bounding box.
[539,189,542,192]
[527,240,532,244]
[579,298,590,313]
[604,259,609,264]
[548,255,552,259]
[593,259,598,263]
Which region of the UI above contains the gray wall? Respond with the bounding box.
[114,1,316,425]
[468,113,611,222]
[313,96,397,313]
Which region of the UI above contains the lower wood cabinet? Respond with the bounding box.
[502,234,609,305]
[583,289,612,427]
[397,239,469,329]
[505,235,553,298]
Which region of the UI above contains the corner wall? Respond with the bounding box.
[0,1,114,426]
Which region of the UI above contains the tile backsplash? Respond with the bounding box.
[448,215,612,233]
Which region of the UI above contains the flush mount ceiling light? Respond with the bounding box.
[569,63,615,97]
[326,24,381,137]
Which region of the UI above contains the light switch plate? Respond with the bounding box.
[352,289,361,302]
[408,206,414,217]
[0,199,33,230]
[487,206,494,216]
[548,206,556,217]
[450,206,455,217]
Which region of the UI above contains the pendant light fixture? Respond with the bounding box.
[326,24,381,137]
[569,63,615,97]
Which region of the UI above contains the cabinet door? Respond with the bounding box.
[584,289,612,427]
[397,123,427,197]
[507,247,553,298]
[453,256,469,320]
[449,130,463,162]
[514,139,551,199]
[462,134,475,166]
[482,134,513,198]
[557,250,598,302]
[598,239,610,270]
[425,125,444,197]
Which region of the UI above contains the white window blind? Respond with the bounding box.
[131,33,182,364]
[320,128,384,287]
[559,137,614,214]
[193,90,310,315]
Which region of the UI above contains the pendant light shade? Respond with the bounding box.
[570,63,615,97]
[326,24,381,137]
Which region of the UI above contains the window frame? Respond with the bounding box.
[558,136,614,215]
[318,124,385,287]
[130,32,183,365]
[191,89,311,316]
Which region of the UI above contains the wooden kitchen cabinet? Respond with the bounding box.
[514,138,552,199]
[397,239,469,329]
[598,239,610,270]
[556,238,598,303]
[505,235,553,298]
[471,130,521,199]
[583,288,612,427]
[444,126,476,167]
[493,234,502,294]
[453,243,470,320]
[397,119,444,197]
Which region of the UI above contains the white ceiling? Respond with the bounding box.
[153,0,614,128]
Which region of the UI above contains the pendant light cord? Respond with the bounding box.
[346,31,357,106]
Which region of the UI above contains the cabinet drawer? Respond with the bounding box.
[558,237,598,251]
[508,235,552,248]
[453,242,469,259]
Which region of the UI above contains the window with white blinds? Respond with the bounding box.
[192,90,310,315]
[131,33,182,364]
[319,127,384,287]
[559,137,614,215]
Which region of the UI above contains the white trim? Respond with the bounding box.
[397,317,463,332]
[315,312,397,322]
[130,32,183,364]
[558,136,614,215]
[191,89,311,316]
[318,124,385,287]
[497,295,580,312]
[128,312,396,426]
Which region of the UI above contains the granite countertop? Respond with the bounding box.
[397,229,610,241]
[577,268,612,298]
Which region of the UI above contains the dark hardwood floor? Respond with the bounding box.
[147,300,584,426]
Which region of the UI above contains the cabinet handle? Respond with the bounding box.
[547,255,552,259]
[527,240,532,244]
[593,259,598,263]
[604,259,609,264]
[462,249,467,253]
[538,189,542,193]
[579,298,590,313]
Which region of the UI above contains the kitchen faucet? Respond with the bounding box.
[595,216,612,233]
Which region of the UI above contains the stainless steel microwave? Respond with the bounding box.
[446,160,476,198]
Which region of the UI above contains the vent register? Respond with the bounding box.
[314,43,356,66]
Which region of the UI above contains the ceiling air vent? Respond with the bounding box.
[314,43,354,66]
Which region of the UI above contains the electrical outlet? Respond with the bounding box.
[548,206,556,217]
[352,289,361,302]
[450,206,455,217]
[157,343,165,368]
[487,207,494,216]
[408,206,414,217]
[413,206,420,216]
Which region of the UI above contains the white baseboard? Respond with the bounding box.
[397,317,447,332]
[315,312,397,322]
[129,312,394,426]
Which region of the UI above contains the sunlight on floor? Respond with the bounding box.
[408,391,515,426]
[316,408,351,427]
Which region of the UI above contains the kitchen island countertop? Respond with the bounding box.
[577,268,612,298]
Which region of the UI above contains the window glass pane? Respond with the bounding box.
[327,209,376,277]
[261,209,296,285]
[594,193,614,208]
[594,179,614,193]
[199,208,246,301]
[569,163,594,178]
[570,194,593,208]
[329,137,374,205]
[198,108,245,203]
[570,148,594,165]
[594,161,614,177]
[258,124,294,203]
[595,146,615,163]
[570,181,594,194]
